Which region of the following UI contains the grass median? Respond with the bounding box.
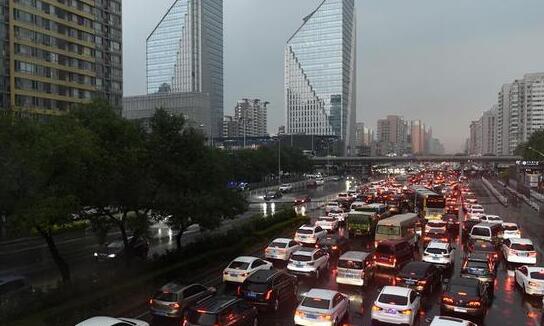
[8,207,309,326]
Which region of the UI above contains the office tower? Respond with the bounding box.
[410,120,427,155]
[480,107,497,155]
[377,115,408,155]
[355,122,365,147]
[0,0,122,113]
[223,115,239,138]
[234,98,268,137]
[496,73,544,155]
[468,120,482,155]
[146,0,223,136]
[285,0,356,154]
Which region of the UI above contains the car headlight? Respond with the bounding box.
[108,253,116,258]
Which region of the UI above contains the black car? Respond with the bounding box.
[315,235,350,259]
[441,277,488,320]
[264,191,282,201]
[461,260,495,298]
[396,261,442,294]
[237,269,297,312]
[93,236,149,261]
[183,296,258,326]
[442,213,460,232]
[466,239,500,265]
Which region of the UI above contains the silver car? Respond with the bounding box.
[149,282,215,318]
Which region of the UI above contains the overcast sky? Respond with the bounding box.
[123,0,544,153]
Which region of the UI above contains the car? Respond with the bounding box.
[464,251,496,272]
[315,216,339,232]
[265,238,301,261]
[294,289,349,326]
[287,247,329,280]
[315,235,350,259]
[441,214,460,232]
[76,317,149,326]
[468,222,503,246]
[440,277,488,319]
[461,259,495,298]
[371,286,421,326]
[423,229,450,247]
[336,251,375,288]
[222,256,273,284]
[264,190,282,201]
[325,201,341,214]
[0,275,32,305]
[307,180,318,188]
[479,215,503,224]
[425,220,447,233]
[295,194,312,205]
[501,222,521,240]
[294,225,328,245]
[373,240,414,270]
[93,236,149,261]
[238,269,297,312]
[461,220,480,241]
[514,265,544,296]
[423,241,455,268]
[467,240,500,265]
[279,183,293,193]
[183,296,258,326]
[315,178,325,186]
[328,208,347,224]
[149,283,215,318]
[466,205,485,220]
[502,238,537,265]
[429,316,477,326]
[396,261,442,294]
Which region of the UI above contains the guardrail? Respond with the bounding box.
[481,177,508,206]
[495,179,541,211]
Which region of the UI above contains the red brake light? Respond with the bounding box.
[332,245,338,250]
[442,296,454,304]
[265,289,273,301]
[169,303,180,309]
[236,286,241,296]
[197,309,208,313]
[149,298,153,305]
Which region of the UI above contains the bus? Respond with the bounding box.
[375,213,419,247]
[413,186,445,220]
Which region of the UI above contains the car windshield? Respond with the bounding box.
[186,310,217,326]
[378,293,408,306]
[301,297,330,309]
[488,216,501,221]
[338,259,364,269]
[530,272,544,280]
[153,291,177,302]
[471,227,490,237]
[376,225,400,236]
[228,261,250,270]
[450,285,479,296]
[465,261,489,273]
[297,229,314,235]
[291,254,312,262]
[107,241,124,249]
[511,243,534,251]
[503,225,518,231]
[268,241,288,248]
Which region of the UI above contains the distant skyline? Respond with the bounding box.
[123,0,544,153]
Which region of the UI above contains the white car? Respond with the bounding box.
[222,256,272,284]
[502,238,537,265]
[371,286,421,326]
[328,209,347,223]
[76,317,149,326]
[423,241,455,268]
[315,216,339,232]
[467,205,485,220]
[514,265,544,296]
[315,178,325,186]
[429,316,477,326]
[325,201,340,214]
[294,289,349,326]
[287,248,329,280]
[501,222,521,239]
[425,220,447,233]
[294,225,327,245]
[479,215,503,224]
[279,183,293,193]
[265,238,301,261]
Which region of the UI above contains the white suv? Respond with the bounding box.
[222,256,272,284]
[502,238,537,265]
[479,215,503,224]
[423,241,455,268]
[315,216,338,232]
[265,238,301,261]
[287,248,329,280]
[501,222,521,239]
[467,205,485,220]
[371,286,421,326]
[294,289,349,326]
[294,225,327,245]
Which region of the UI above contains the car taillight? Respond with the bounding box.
[182,319,189,326]
[442,297,454,304]
[332,245,338,250]
[236,286,241,296]
[318,314,332,321]
[400,309,412,315]
[295,310,304,318]
[418,280,427,285]
[149,298,153,305]
[529,281,540,287]
[529,252,537,257]
[169,303,180,309]
[467,301,481,308]
[372,305,383,312]
[265,289,273,301]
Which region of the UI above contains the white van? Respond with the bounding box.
[336,251,375,287]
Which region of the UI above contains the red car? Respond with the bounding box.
[294,195,311,205]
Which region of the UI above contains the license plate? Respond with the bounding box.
[386,308,397,315]
[247,291,257,298]
[306,313,318,319]
[432,256,439,260]
[296,262,304,267]
[230,273,239,277]
[454,307,468,313]
[406,280,416,285]
[519,252,528,257]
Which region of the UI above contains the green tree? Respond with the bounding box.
[515,130,544,160]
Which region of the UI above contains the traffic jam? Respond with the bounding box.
[128,167,542,326]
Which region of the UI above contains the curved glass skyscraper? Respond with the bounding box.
[285,0,356,153]
[146,0,223,136]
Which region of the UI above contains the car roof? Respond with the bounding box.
[483,215,501,219]
[294,247,318,256]
[473,222,498,228]
[502,222,518,227]
[449,277,479,288]
[192,295,240,313]
[298,224,317,230]
[468,252,488,260]
[381,286,411,296]
[305,288,338,300]
[158,282,186,294]
[246,269,282,283]
[431,316,472,325]
[339,251,372,261]
[231,256,260,263]
[401,261,431,274]
[509,238,533,245]
[270,238,292,244]
[75,317,135,326]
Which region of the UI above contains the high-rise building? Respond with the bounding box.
[496,73,544,155]
[410,120,427,155]
[355,122,365,147]
[223,115,239,138]
[0,0,123,113]
[377,115,408,155]
[234,98,268,137]
[146,0,223,136]
[481,107,497,155]
[285,0,356,154]
[468,120,482,155]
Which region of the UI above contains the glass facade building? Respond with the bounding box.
[146,0,223,136]
[285,0,356,153]
[0,0,123,113]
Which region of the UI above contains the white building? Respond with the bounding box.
[234,99,269,137]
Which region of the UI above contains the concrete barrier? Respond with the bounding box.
[491,178,541,212]
[481,177,508,206]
